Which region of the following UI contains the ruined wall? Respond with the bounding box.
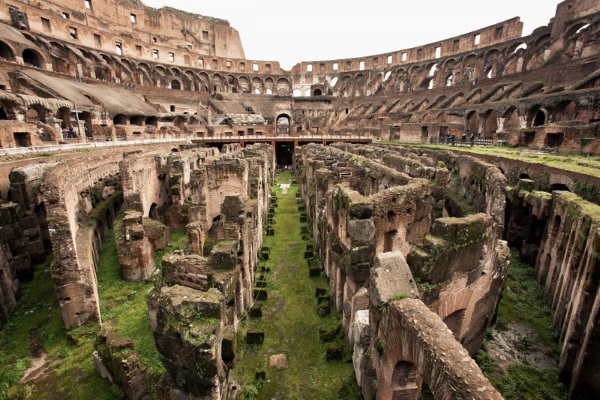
[535,191,600,396]
[296,142,509,399]
[43,153,123,328]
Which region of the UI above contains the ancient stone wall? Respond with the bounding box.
[43,152,124,328]
[535,191,600,396]
[296,142,509,398]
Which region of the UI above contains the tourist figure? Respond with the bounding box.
[450,134,455,146]
[470,133,475,147]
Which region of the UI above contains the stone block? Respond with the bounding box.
[309,267,321,277]
[325,343,343,361]
[249,302,262,318]
[221,325,236,363]
[253,288,268,300]
[211,240,239,270]
[246,330,264,344]
[319,324,341,342]
[318,301,331,316]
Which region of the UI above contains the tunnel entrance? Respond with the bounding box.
[275,142,294,167]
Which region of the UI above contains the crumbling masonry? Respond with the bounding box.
[0,0,599,398]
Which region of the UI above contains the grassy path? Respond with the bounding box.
[232,171,360,399]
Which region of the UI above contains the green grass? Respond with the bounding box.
[386,142,600,180]
[0,256,117,400]
[0,224,189,399]
[231,170,361,399]
[97,226,190,381]
[495,250,561,353]
[476,249,568,400]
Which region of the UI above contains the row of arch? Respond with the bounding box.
[327,18,600,98]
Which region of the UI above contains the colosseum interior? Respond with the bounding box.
[0,0,599,399]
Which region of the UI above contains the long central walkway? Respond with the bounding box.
[232,171,360,399]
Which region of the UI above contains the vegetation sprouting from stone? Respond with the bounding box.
[0,225,189,399]
[476,249,568,400]
[231,170,361,399]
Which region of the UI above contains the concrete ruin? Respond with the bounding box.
[0,0,599,398]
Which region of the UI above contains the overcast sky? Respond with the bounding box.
[142,0,563,70]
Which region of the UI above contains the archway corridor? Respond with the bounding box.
[231,170,361,399]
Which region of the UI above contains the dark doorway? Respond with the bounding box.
[545,133,564,148]
[149,203,159,220]
[13,132,31,147]
[421,126,429,142]
[533,109,546,126]
[276,142,294,166]
[384,230,397,252]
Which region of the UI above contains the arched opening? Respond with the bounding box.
[532,109,546,127]
[113,114,127,125]
[555,100,577,122]
[0,106,8,120]
[22,49,44,68]
[466,111,479,134]
[146,116,158,127]
[130,115,144,126]
[313,88,322,96]
[0,41,15,61]
[551,183,570,192]
[149,203,159,220]
[391,361,421,398]
[443,309,466,340]
[445,74,453,87]
[25,105,47,123]
[276,114,290,134]
[170,80,181,90]
[56,107,73,130]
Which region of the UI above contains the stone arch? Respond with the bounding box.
[276,78,290,95]
[211,73,225,92]
[0,40,16,61]
[276,113,291,134]
[130,115,144,126]
[170,79,182,90]
[95,65,111,81]
[461,53,478,82]
[466,110,479,133]
[528,105,548,127]
[25,104,48,124]
[113,114,127,125]
[53,44,79,75]
[391,360,422,398]
[22,48,45,69]
[252,76,263,94]
[565,21,592,39]
[184,70,197,91]
[483,109,499,138]
[503,107,520,132]
[264,77,274,95]
[483,48,501,79]
[198,72,210,93]
[146,116,158,127]
[135,63,152,85]
[56,107,73,130]
[238,76,250,93]
[554,100,577,122]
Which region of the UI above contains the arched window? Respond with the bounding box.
[171,80,181,90]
